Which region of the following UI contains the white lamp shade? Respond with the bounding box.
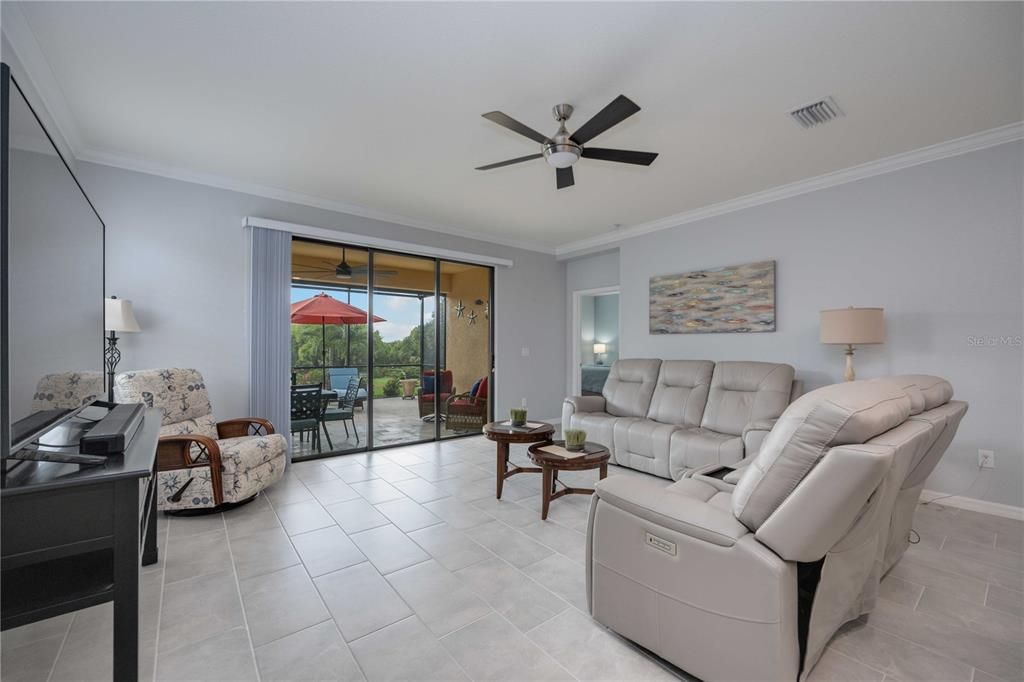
[820,307,884,345]
[593,343,607,354]
[106,297,141,333]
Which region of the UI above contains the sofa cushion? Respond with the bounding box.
[645,360,714,427]
[569,412,618,455]
[612,418,681,479]
[668,428,744,480]
[700,362,795,437]
[732,379,911,531]
[602,359,662,418]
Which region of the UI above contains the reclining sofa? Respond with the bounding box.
[586,375,967,680]
[563,359,802,480]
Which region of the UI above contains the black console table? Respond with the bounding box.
[1,408,160,681]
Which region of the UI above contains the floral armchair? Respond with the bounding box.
[31,371,105,411]
[114,368,287,512]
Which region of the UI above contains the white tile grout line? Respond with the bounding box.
[43,611,75,682]
[221,512,262,682]
[262,483,374,682]
[870,594,997,675]
[148,520,168,682]
[276,455,587,680]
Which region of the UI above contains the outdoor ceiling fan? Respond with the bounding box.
[476,94,658,189]
[293,248,397,280]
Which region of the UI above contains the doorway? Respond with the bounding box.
[290,237,494,461]
[571,287,620,397]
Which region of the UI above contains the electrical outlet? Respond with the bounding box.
[978,450,995,469]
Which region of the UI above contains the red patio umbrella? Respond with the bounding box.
[291,292,385,325]
[291,293,385,384]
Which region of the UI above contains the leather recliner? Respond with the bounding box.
[585,375,967,681]
[563,359,802,479]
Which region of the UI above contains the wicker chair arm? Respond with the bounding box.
[444,391,475,409]
[156,435,224,507]
[157,435,222,468]
[217,418,276,438]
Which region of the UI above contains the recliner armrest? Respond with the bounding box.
[564,395,606,414]
[594,477,749,547]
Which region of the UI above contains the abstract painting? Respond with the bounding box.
[649,260,776,334]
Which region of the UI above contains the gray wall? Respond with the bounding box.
[78,163,567,423]
[565,250,620,394]
[606,142,1023,507]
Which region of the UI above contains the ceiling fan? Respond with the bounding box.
[476,94,658,189]
[293,248,397,280]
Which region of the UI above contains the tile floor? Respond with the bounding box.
[2,436,1022,682]
[290,397,480,459]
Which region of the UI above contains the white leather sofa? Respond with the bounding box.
[586,375,967,681]
[563,359,801,480]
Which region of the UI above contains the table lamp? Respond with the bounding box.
[820,307,884,381]
[105,296,141,401]
[593,343,607,365]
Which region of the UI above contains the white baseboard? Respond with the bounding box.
[921,489,1024,521]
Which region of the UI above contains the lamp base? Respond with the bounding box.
[104,331,121,402]
[843,345,856,382]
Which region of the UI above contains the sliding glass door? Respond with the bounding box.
[439,260,493,440]
[369,251,439,448]
[290,237,492,461]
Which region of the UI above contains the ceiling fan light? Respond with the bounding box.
[545,150,578,168]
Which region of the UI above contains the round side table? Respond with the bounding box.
[527,440,610,520]
[483,421,555,499]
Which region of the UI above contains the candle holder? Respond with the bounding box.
[510,408,528,427]
[564,429,587,452]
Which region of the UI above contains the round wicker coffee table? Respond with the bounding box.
[483,421,555,499]
[527,440,610,520]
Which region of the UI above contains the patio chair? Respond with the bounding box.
[418,369,453,421]
[328,367,368,407]
[445,376,489,432]
[291,384,324,453]
[114,368,287,512]
[322,377,360,447]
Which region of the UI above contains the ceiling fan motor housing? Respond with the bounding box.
[544,106,581,168]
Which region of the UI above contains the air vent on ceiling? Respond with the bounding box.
[789,96,844,129]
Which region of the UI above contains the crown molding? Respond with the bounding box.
[554,122,1024,259]
[0,3,84,165]
[7,4,1020,261]
[2,3,556,256]
[78,147,557,255]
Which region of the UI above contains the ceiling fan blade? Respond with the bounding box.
[475,153,543,171]
[481,112,549,144]
[581,147,658,166]
[556,166,575,190]
[570,95,641,145]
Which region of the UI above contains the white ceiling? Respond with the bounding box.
[8,2,1023,252]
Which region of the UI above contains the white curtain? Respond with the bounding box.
[249,227,292,458]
